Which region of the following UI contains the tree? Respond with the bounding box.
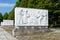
[3,12,9,20]
[9,0,60,27]
[0,13,3,25]
[8,9,14,20]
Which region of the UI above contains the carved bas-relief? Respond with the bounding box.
[13,7,48,36]
[15,7,48,27]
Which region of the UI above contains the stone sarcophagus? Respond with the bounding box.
[15,7,48,29]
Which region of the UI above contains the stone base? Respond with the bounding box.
[12,26,48,36]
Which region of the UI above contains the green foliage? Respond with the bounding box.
[3,12,9,20]
[9,0,60,27]
[50,24,54,28]
[8,9,14,20]
[0,13,3,23]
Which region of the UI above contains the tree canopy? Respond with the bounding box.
[0,13,3,24]
[8,0,60,27]
[8,9,14,20]
[3,12,9,20]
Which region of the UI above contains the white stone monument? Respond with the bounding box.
[1,20,13,26]
[15,7,48,29]
[13,7,48,36]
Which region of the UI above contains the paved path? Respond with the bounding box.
[51,29,60,33]
[0,28,18,40]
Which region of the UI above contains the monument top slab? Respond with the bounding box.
[15,7,48,26]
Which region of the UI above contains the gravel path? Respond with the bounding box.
[0,27,18,40]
